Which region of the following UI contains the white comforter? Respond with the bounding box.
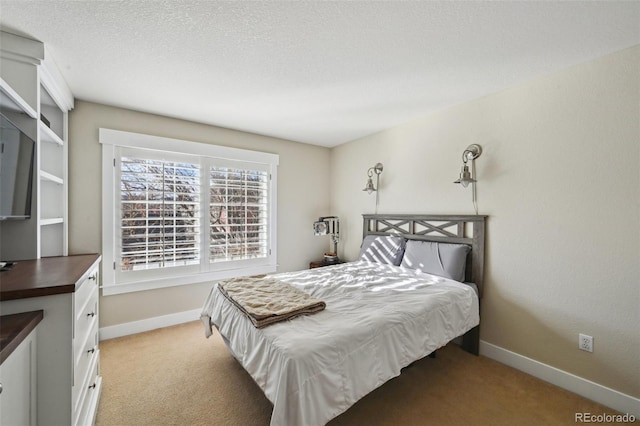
[201,261,479,426]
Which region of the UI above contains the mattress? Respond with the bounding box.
[201,260,479,426]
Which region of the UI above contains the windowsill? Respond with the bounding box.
[101,264,277,296]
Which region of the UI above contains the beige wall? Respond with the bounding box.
[68,101,331,327]
[330,46,639,397]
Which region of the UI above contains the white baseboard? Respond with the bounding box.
[480,340,640,418]
[99,308,202,341]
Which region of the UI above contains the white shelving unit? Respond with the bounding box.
[0,31,73,260]
[38,59,72,258]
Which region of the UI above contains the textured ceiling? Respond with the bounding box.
[1,1,639,147]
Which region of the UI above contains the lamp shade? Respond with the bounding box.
[363,177,376,194]
[313,221,328,235]
[454,165,476,188]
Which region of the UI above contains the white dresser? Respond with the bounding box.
[0,311,43,425]
[0,254,102,426]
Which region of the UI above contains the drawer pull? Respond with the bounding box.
[87,312,96,318]
[87,347,96,354]
[88,383,96,390]
[88,274,97,281]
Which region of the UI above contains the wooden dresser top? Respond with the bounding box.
[0,310,43,365]
[0,254,101,301]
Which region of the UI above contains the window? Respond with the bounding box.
[208,165,269,263]
[100,129,278,295]
[120,153,201,272]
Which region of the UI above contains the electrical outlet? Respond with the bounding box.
[579,334,593,352]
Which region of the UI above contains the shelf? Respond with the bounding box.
[40,170,64,185]
[1,31,68,260]
[39,120,64,145]
[40,218,64,226]
[0,77,37,118]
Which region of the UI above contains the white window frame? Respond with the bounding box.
[100,128,279,295]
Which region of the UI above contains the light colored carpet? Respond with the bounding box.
[96,321,625,426]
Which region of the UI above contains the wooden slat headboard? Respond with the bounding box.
[363,214,488,297]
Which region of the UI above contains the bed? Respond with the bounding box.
[201,214,487,426]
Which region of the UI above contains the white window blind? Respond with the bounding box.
[120,156,201,271]
[100,128,278,295]
[209,166,269,263]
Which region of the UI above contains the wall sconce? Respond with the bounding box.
[454,144,482,187]
[313,216,340,263]
[363,163,383,213]
[454,144,482,213]
[363,163,383,194]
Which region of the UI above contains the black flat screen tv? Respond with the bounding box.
[0,113,35,220]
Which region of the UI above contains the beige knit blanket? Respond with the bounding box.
[217,276,326,328]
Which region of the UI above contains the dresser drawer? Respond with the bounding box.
[73,325,98,409]
[74,289,98,351]
[73,267,99,338]
[73,352,101,426]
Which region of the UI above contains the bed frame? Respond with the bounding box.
[362,214,487,355]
